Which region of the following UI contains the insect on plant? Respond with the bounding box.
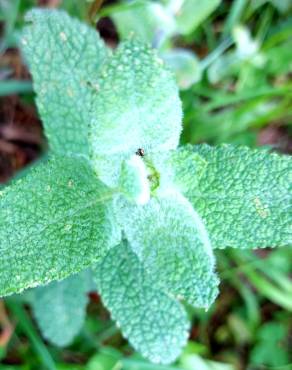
[136,148,145,156]
[0,8,291,366]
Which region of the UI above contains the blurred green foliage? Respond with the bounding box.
[0,0,291,369]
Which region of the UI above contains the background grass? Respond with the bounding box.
[0,0,291,369]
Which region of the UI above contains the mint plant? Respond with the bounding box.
[0,9,291,364]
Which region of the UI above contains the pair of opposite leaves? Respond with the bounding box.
[0,9,291,365]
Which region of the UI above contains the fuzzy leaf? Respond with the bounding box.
[89,38,182,178]
[119,155,150,205]
[147,146,207,196]
[0,156,119,297]
[188,144,292,249]
[21,9,109,156]
[115,192,219,308]
[30,271,91,346]
[95,242,190,364]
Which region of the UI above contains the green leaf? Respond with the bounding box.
[119,155,150,205]
[162,49,202,90]
[21,9,109,156]
[89,38,182,183]
[109,0,176,44]
[250,322,289,367]
[115,192,219,308]
[95,242,190,364]
[148,146,207,197]
[120,358,183,370]
[86,347,122,370]
[0,156,120,297]
[30,271,91,347]
[270,0,292,13]
[176,0,222,35]
[188,144,292,249]
[179,353,235,370]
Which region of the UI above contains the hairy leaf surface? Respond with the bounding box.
[148,146,207,196]
[95,242,190,364]
[115,192,219,308]
[188,144,292,249]
[0,156,119,297]
[22,9,109,156]
[119,155,150,205]
[89,38,182,178]
[30,271,91,346]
